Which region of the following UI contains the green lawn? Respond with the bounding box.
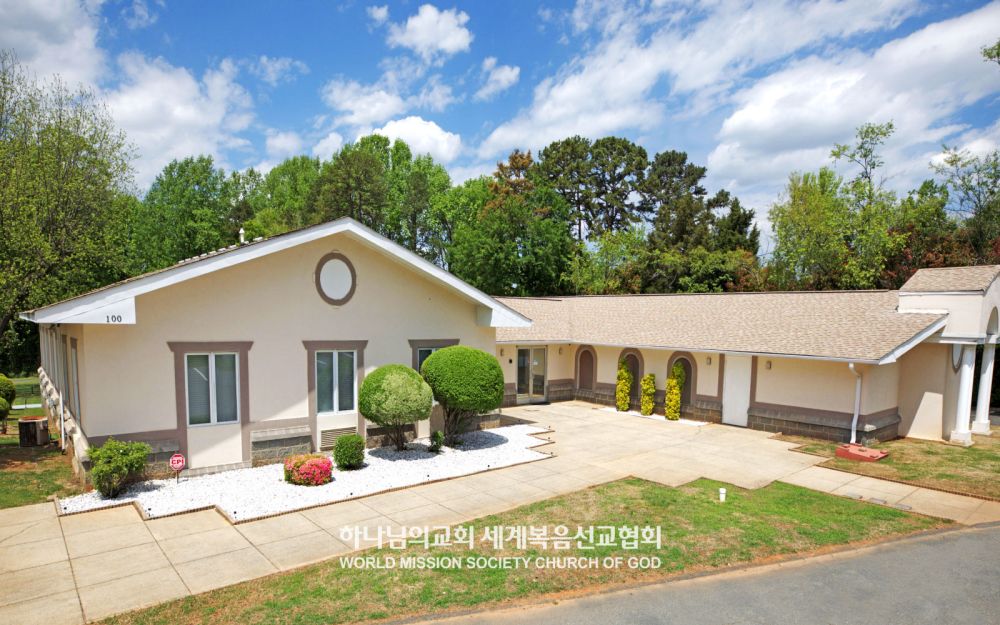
[99,478,947,625]
[0,408,84,509]
[781,427,1000,500]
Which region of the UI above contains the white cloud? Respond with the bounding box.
[371,116,462,163]
[249,55,309,87]
[387,4,473,63]
[264,129,303,159]
[312,130,344,158]
[475,57,520,101]
[411,75,456,111]
[707,2,1000,199]
[105,53,254,188]
[478,0,924,159]
[366,4,388,25]
[122,0,162,30]
[0,0,105,87]
[320,78,408,127]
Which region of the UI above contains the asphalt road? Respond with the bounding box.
[412,525,1000,625]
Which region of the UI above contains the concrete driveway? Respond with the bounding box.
[2,401,999,624]
[408,524,1000,625]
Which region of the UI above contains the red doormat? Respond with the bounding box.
[835,443,889,462]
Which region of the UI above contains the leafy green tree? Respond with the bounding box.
[450,151,574,295]
[831,122,907,288]
[932,147,1000,261]
[712,191,760,255]
[400,156,451,255]
[309,141,389,231]
[566,226,646,294]
[426,177,490,268]
[645,151,713,253]
[769,168,851,289]
[538,136,594,242]
[880,180,971,288]
[0,50,134,347]
[244,155,321,238]
[132,155,233,271]
[588,137,649,235]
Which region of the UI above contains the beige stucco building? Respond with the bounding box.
[22,219,999,474]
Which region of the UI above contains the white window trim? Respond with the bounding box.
[184,352,240,427]
[315,349,357,415]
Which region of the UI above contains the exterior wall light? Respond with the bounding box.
[765,360,772,370]
[706,356,712,365]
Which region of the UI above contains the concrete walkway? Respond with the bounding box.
[2,401,998,624]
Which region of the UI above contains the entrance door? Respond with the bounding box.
[722,355,752,426]
[516,347,547,404]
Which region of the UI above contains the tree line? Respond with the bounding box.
[2,46,999,374]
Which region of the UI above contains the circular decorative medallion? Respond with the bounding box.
[315,252,356,306]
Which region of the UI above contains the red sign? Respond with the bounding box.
[169,453,186,472]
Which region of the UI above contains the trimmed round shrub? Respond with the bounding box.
[0,375,15,405]
[421,346,503,445]
[359,364,433,451]
[284,453,333,486]
[665,362,686,421]
[333,434,365,470]
[0,397,10,433]
[88,438,151,498]
[615,358,632,412]
[640,373,656,416]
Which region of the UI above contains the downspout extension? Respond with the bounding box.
[848,363,862,445]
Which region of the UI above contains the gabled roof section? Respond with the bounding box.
[497,291,946,364]
[900,265,1000,293]
[20,217,530,328]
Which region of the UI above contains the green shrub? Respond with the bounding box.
[88,438,151,498]
[429,430,444,453]
[0,397,9,433]
[615,358,632,412]
[665,361,686,421]
[333,434,366,470]
[0,375,15,405]
[640,373,656,416]
[359,364,433,451]
[421,346,504,445]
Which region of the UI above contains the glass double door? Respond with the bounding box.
[516,347,547,404]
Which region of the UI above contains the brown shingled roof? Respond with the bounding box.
[497,291,945,362]
[900,265,1000,293]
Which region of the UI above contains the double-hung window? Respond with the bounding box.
[185,353,239,425]
[415,347,440,371]
[316,350,356,413]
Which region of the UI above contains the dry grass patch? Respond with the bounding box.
[781,427,1000,500]
[98,478,946,625]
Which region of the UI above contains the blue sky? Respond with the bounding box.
[2,0,999,247]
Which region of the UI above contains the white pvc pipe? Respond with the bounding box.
[848,363,862,444]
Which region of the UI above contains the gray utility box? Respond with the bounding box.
[18,418,49,447]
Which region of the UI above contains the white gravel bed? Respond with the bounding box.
[58,424,550,521]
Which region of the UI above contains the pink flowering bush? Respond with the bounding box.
[283,453,333,486]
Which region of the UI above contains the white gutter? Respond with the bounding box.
[848,363,862,445]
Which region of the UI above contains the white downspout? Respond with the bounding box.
[58,392,65,451]
[848,363,862,444]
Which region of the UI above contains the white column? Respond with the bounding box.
[950,345,975,446]
[973,342,995,435]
